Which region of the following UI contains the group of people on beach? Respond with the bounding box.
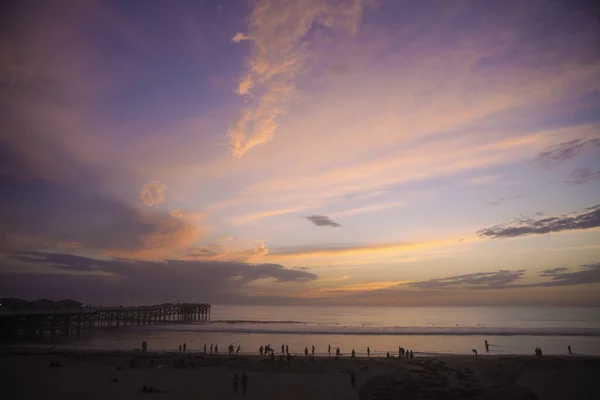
[535,346,543,357]
[228,344,241,355]
[232,372,249,394]
[178,343,186,353]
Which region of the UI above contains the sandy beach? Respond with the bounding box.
[1,348,598,400]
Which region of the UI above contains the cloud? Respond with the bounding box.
[536,263,600,287]
[2,251,318,305]
[535,137,600,166]
[228,0,370,157]
[304,215,341,227]
[407,263,600,291]
[565,167,600,185]
[487,195,523,206]
[410,270,527,290]
[477,204,600,239]
[0,150,200,259]
[229,208,300,225]
[183,241,269,262]
[140,181,167,207]
[330,200,406,218]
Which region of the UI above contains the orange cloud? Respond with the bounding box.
[228,0,371,157]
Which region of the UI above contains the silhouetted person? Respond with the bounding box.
[351,349,356,359]
[484,340,489,352]
[183,343,187,352]
[210,343,213,353]
[349,369,357,389]
[367,346,370,358]
[568,345,572,355]
[305,347,308,357]
[405,349,410,359]
[286,344,289,355]
[312,345,315,356]
[228,344,233,355]
[241,372,248,394]
[215,344,218,354]
[328,344,331,357]
[259,345,263,356]
[233,373,239,394]
[282,344,285,354]
[237,345,241,355]
[409,350,414,359]
[472,349,478,356]
[386,352,390,360]
[336,347,340,360]
[179,344,182,353]
[204,344,207,354]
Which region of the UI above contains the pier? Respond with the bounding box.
[0,303,210,340]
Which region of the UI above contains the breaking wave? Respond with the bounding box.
[133,322,600,337]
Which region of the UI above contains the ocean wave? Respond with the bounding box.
[211,320,304,324]
[131,323,600,337]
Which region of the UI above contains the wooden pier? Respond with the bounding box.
[0,303,210,340]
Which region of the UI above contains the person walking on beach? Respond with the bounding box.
[351,349,356,359]
[409,350,414,359]
[241,372,248,395]
[210,343,213,353]
[367,346,370,358]
[568,345,572,355]
[312,345,315,356]
[472,349,478,356]
[305,347,309,357]
[349,369,357,389]
[336,347,340,360]
[328,344,331,357]
[233,373,239,394]
[259,345,263,356]
[215,344,219,354]
[484,340,489,352]
[282,344,285,354]
[237,345,241,355]
[286,344,289,355]
[183,343,187,353]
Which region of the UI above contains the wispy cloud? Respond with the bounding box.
[410,270,526,290]
[487,195,523,206]
[535,137,600,166]
[408,263,600,290]
[331,200,406,218]
[565,167,600,185]
[477,204,600,239]
[228,0,370,157]
[304,215,341,227]
[230,208,299,225]
[183,241,269,262]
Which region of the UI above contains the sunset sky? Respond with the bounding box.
[1,0,599,306]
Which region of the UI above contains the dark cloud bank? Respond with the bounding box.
[1,251,317,305]
[408,264,600,290]
[535,137,600,166]
[477,204,600,239]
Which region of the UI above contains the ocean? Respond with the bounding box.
[47,305,600,356]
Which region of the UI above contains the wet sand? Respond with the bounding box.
[1,348,598,399]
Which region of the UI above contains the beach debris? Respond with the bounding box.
[142,385,167,393]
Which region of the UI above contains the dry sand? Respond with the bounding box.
[1,348,598,399]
